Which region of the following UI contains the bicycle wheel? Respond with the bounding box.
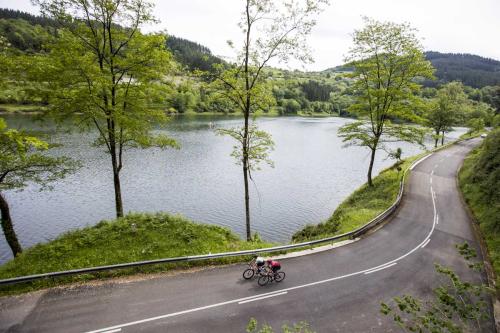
[243,268,255,280]
[258,275,270,286]
[275,271,285,282]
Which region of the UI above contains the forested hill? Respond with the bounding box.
[327,52,500,88]
[424,51,500,88]
[165,36,224,71]
[0,8,223,71]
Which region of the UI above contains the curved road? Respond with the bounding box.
[0,138,493,332]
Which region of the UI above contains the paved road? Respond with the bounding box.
[0,138,493,333]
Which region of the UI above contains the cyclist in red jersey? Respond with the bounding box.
[266,259,281,274]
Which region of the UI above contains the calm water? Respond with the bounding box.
[0,115,466,264]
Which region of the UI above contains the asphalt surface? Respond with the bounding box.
[0,138,493,333]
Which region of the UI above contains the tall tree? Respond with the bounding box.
[0,118,78,257]
[426,81,469,147]
[339,18,434,186]
[210,0,328,241]
[34,0,178,218]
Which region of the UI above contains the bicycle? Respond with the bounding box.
[242,257,266,280]
[257,266,286,286]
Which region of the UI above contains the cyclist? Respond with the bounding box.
[255,256,265,273]
[266,259,281,275]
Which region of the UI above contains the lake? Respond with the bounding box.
[0,115,466,264]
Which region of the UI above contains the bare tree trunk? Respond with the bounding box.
[0,192,22,257]
[367,147,376,187]
[441,130,445,146]
[242,94,251,241]
[434,129,439,148]
[243,162,251,241]
[113,169,124,218]
[110,140,124,218]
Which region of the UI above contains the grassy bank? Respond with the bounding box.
[292,155,421,242]
[458,129,500,293]
[0,213,273,295]
[1,103,339,118]
[0,103,45,113]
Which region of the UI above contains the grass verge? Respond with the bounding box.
[0,213,274,295]
[0,104,45,113]
[458,130,500,294]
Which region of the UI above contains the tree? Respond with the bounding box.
[466,118,485,136]
[0,34,12,90]
[34,0,178,218]
[338,18,434,186]
[329,91,352,116]
[467,101,495,126]
[381,243,493,332]
[426,82,469,147]
[210,0,328,241]
[0,118,78,256]
[481,85,500,114]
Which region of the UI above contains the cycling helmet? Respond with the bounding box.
[255,257,265,265]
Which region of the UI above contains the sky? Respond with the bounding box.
[1,0,499,71]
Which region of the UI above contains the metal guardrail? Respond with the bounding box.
[0,152,432,286]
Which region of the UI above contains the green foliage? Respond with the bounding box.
[217,122,275,172]
[0,18,53,53]
[0,118,78,191]
[33,0,177,150]
[338,121,426,152]
[466,118,485,136]
[339,17,434,185]
[480,85,500,114]
[346,18,434,121]
[300,80,333,101]
[459,129,500,291]
[0,212,274,295]
[166,35,224,72]
[246,318,315,333]
[381,243,493,332]
[425,81,471,146]
[424,52,500,89]
[0,117,78,256]
[0,8,56,28]
[32,0,179,217]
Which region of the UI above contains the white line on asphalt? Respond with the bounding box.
[436,215,439,225]
[431,170,434,176]
[102,329,121,333]
[430,177,432,184]
[84,154,442,333]
[238,292,288,304]
[410,153,433,170]
[421,238,431,248]
[364,262,397,275]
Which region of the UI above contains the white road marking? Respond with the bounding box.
[421,238,431,248]
[84,154,442,333]
[430,177,433,184]
[436,215,439,225]
[238,292,288,304]
[102,329,121,333]
[410,153,433,170]
[430,170,434,176]
[364,262,397,275]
